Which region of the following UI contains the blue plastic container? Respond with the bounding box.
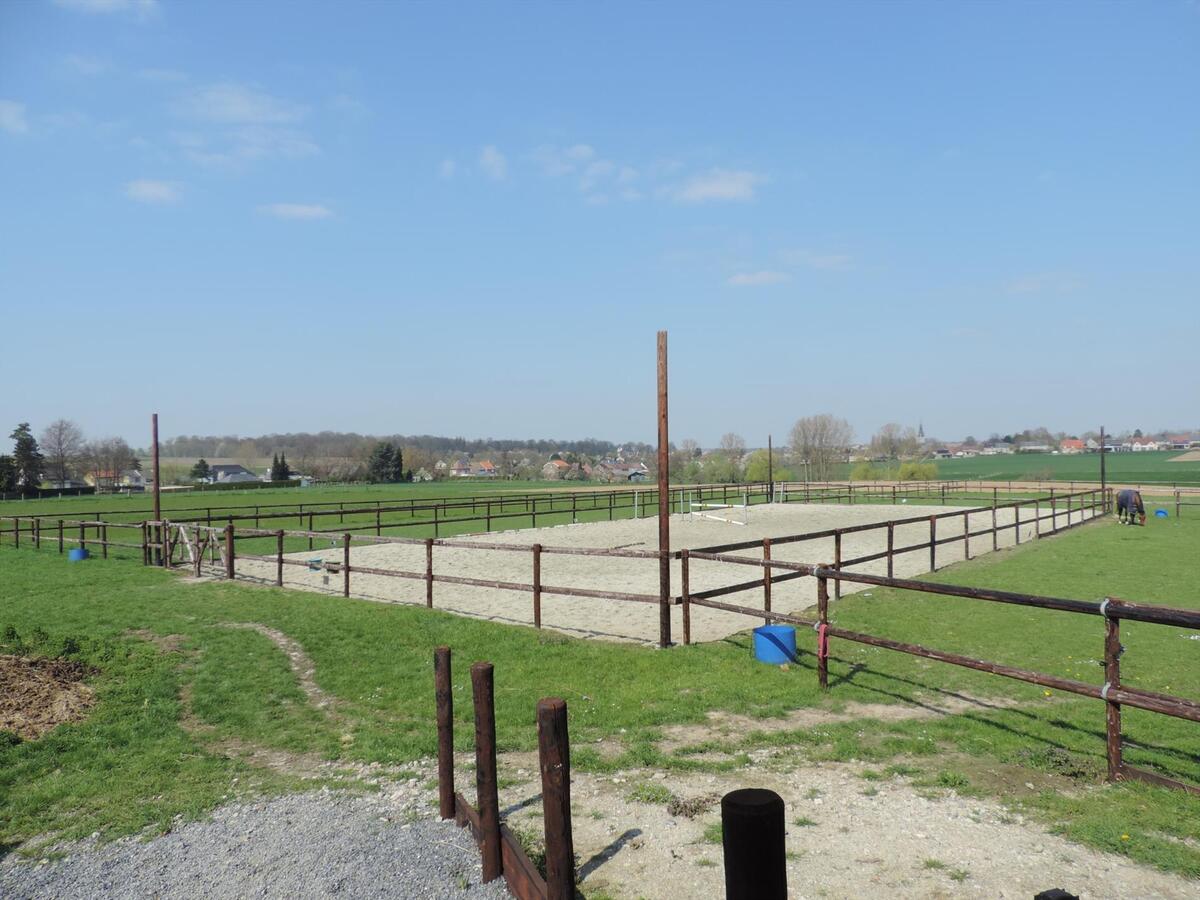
[68,547,89,562]
[753,625,797,664]
[1155,508,1168,518]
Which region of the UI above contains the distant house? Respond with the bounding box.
[1016,443,1051,453]
[85,470,146,491]
[208,464,259,484]
[474,460,498,478]
[43,477,88,490]
[449,460,473,478]
[593,461,651,483]
[412,467,434,482]
[1130,438,1159,452]
[541,459,571,480]
[1060,439,1086,454]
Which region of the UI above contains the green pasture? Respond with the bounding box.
[1,508,1198,877]
[922,449,1200,486]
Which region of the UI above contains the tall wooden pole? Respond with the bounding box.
[152,412,161,565]
[767,434,773,502]
[656,331,672,648]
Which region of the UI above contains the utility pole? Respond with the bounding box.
[656,331,671,648]
[1100,425,1106,497]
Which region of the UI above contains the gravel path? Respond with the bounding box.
[0,790,510,900]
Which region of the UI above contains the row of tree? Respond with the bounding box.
[1,420,140,496]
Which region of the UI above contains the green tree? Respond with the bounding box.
[10,423,44,495]
[388,446,406,482]
[190,458,211,482]
[367,442,395,483]
[275,452,292,481]
[0,455,16,493]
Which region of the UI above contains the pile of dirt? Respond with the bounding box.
[0,655,95,740]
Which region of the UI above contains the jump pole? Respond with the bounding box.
[656,331,672,648]
[1099,425,1107,503]
[767,434,774,503]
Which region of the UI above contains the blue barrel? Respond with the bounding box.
[68,547,89,562]
[753,625,797,665]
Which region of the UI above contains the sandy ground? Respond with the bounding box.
[230,502,1100,644]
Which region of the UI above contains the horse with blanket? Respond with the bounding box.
[1116,489,1145,526]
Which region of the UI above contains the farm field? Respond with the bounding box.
[1,506,1197,894]
[922,449,1200,486]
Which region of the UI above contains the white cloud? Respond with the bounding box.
[533,143,596,177]
[125,179,180,204]
[1007,272,1084,295]
[258,203,332,220]
[479,145,507,181]
[675,168,764,203]
[782,248,852,271]
[53,0,157,17]
[727,271,790,287]
[63,54,110,76]
[171,83,316,167]
[438,158,457,179]
[0,100,28,135]
[178,82,306,125]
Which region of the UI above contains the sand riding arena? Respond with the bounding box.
[192,490,1104,645]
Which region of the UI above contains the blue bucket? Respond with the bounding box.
[753,625,797,665]
[1155,509,1168,518]
[68,547,89,562]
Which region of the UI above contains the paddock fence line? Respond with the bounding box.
[675,548,1200,796]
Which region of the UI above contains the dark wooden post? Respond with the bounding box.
[80,522,86,552]
[681,549,691,646]
[833,530,842,601]
[533,543,543,628]
[224,523,235,579]
[886,521,894,578]
[962,510,969,559]
[471,662,502,883]
[12,518,18,550]
[151,412,161,566]
[1103,600,1122,781]
[435,646,455,820]
[1035,498,1041,538]
[991,503,998,551]
[101,523,108,559]
[139,520,145,562]
[929,516,936,571]
[656,330,672,648]
[276,530,284,586]
[762,538,772,625]
[537,698,575,900]
[307,514,314,551]
[193,527,202,577]
[1015,503,1021,544]
[33,517,40,550]
[721,789,787,900]
[817,570,829,690]
[425,538,434,607]
[376,507,381,536]
[342,533,351,597]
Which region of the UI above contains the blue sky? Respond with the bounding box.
[1,0,1197,448]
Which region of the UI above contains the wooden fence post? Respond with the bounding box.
[886,522,895,578]
[962,510,969,560]
[435,646,455,820]
[1051,489,1057,532]
[61,519,66,556]
[276,530,284,586]
[1103,600,1123,781]
[308,514,314,551]
[1014,504,1021,545]
[342,533,351,597]
[991,503,998,552]
[533,543,543,628]
[471,662,502,883]
[929,516,936,571]
[721,789,787,900]
[224,523,235,579]
[80,522,86,552]
[762,538,772,625]
[101,523,108,559]
[681,549,691,646]
[537,698,575,900]
[425,539,434,608]
[817,570,829,690]
[833,530,842,601]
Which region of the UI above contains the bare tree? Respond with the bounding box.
[869,423,904,459]
[82,437,140,491]
[40,419,84,485]
[789,414,853,481]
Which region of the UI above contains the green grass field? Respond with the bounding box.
[1,509,1197,876]
[918,449,1200,486]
